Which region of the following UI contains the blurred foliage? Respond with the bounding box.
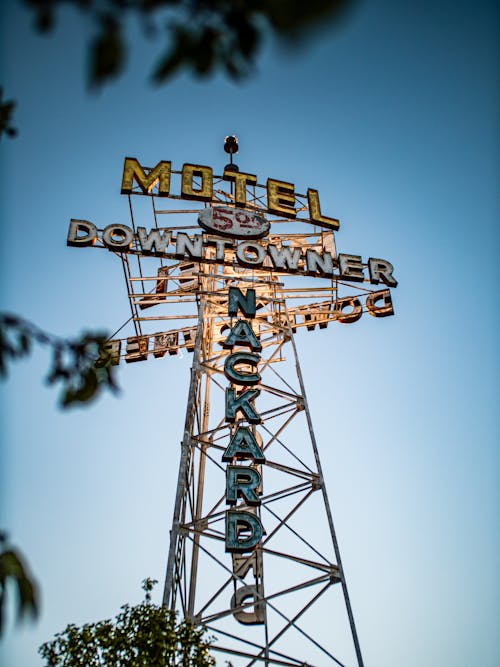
[1,0,355,136]
[0,532,39,637]
[39,578,215,666]
[22,0,354,89]
[0,87,18,139]
[0,313,119,408]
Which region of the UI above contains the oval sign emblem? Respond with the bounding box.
[198,207,270,239]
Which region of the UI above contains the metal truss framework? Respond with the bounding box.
[159,266,364,666]
[107,174,383,666]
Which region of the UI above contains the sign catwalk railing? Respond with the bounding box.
[69,138,398,666]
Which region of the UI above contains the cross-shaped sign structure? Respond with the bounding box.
[68,138,397,666]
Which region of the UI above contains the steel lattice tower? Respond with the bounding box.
[74,138,398,665]
[160,263,365,666]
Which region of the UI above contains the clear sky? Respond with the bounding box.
[1,0,499,665]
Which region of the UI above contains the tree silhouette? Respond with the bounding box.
[39,579,215,666]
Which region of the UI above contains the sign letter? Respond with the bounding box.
[225,510,264,552]
[225,388,261,424]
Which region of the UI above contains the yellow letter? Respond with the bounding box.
[121,157,171,196]
[267,179,296,218]
[181,164,213,202]
[223,170,258,206]
[307,189,340,231]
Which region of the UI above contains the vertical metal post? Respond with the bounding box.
[187,299,214,616]
[285,307,365,667]
[162,299,205,608]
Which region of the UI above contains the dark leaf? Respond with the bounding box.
[0,314,21,328]
[0,90,18,140]
[19,332,31,354]
[152,26,191,84]
[61,367,99,406]
[266,0,354,37]
[88,14,126,88]
[39,579,215,665]
[0,540,39,637]
[36,7,55,32]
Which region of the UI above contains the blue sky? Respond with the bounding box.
[1,0,499,665]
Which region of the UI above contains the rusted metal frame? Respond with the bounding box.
[265,362,300,397]
[260,409,300,454]
[170,538,183,610]
[175,552,189,619]
[285,309,365,667]
[186,516,225,536]
[130,292,197,303]
[212,189,232,204]
[246,580,343,667]
[195,569,235,618]
[154,207,205,214]
[204,625,305,667]
[258,328,288,349]
[258,384,300,402]
[256,337,287,375]
[127,194,148,300]
[254,318,282,337]
[256,402,298,423]
[260,547,338,576]
[192,421,231,446]
[136,313,198,321]
[200,273,281,287]
[261,422,316,476]
[193,431,227,449]
[261,488,314,548]
[188,293,219,616]
[183,500,254,531]
[201,574,331,624]
[277,286,337,294]
[183,483,313,532]
[185,383,204,526]
[184,530,332,628]
[184,452,196,530]
[203,490,227,522]
[190,436,226,474]
[336,279,377,293]
[259,335,292,357]
[254,318,286,344]
[182,538,188,617]
[263,458,316,482]
[162,301,206,608]
[186,526,226,543]
[245,187,268,211]
[119,254,141,336]
[130,274,197,284]
[188,436,218,453]
[193,367,205,438]
[210,644,304,667]
[183,534,334,623]
[188,371,212,614]
[198,359,227,377]
[201,565,330,625]
[290,314,336,331]
[150,195,167,271]
[171,532,187,616]
[206,440,230,457]
[263,502,331,566]
[259,481,312,508]
[188,280,213,617]
[257,396,299,419]
[199,346,230,367]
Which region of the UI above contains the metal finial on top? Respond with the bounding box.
[224,135,238,155]
[224,135,239,173]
